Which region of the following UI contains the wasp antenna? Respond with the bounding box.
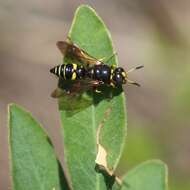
[127,65,144,73]
[127,79,141,87]
[136,65,144,70]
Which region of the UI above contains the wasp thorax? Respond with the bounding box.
[112,67,127,86]
[93,64,111,83]
[101,65,111,83]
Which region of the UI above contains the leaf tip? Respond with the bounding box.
[73,4,98,22]
[148,159,169,190]
[139,159,169,190]
[8,103,16,111]
[8,103,24,114]
[8,103,18,126]
[76,4,95,12]
[145,159,168,171]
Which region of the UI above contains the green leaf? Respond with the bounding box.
[8,104,68,190]
[59,5,127,190]
[121,160,168,190]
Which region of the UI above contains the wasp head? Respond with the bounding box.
[112,67,127,86]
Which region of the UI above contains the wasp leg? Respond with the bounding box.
[103,52,118,63]
[98,52,117,64]
[127,79,141,87]
[95,89,102,94]
[108,91,113,100]
[93,86,102,94]
[99,57,106,62]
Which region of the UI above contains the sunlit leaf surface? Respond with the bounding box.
[9,104,67,190]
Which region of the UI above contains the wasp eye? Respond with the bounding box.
[113,73,123,86]
[116,74,123,84]
[114,67,125,73]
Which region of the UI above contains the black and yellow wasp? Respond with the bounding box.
[50,38,143,98]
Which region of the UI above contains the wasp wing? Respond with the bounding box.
[56,40,102,66]
[51,78,102,98]
[56,41,70,55]
[51,79,103,113]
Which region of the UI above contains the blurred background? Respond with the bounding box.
[0,0,190,189]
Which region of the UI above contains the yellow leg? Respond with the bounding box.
[99,52,117,63]
[99,57,106,62]
[95,89,102,94]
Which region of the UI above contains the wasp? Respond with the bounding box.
[50,38,143,98]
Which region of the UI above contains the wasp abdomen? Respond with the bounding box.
[76,65,86,79]
[50,65,63,77]
[65,64,74,79]
[50,63,86,80]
